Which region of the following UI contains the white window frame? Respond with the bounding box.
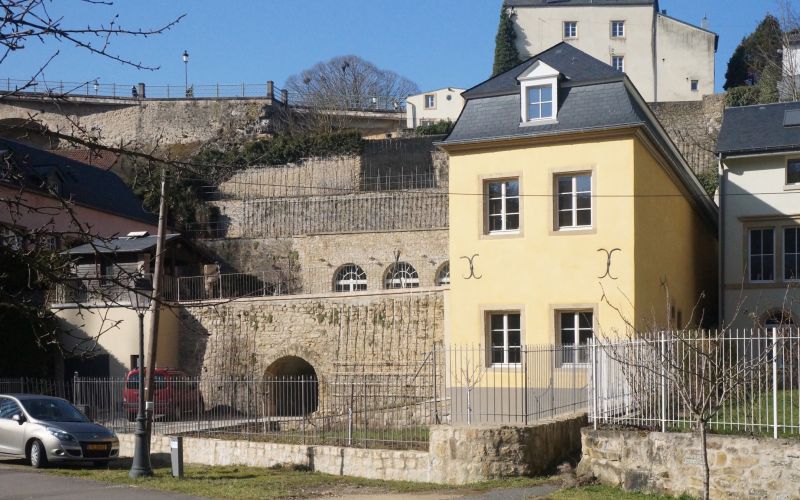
[486,179,520,234]
[785,227,800,281]
[334,264,367,292]
[556,173,592,230]
[611,55,624,72]
[558,311,593,366]
[749,228,775,283]
[526,84,554,121]
[611,20,625,38]
[384,262,419,289]
[488,312,522,367]
[517,61,559,125]
[424,94,436,109]
[563,21,578,39]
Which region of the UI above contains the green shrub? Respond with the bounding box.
[696,168,719,198]
[415,119,453,136]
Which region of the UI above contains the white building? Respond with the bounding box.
[405,88,465,129]
[717,102,800,329]
[506,0,717,102]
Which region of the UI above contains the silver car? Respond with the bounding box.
[0,394,119,467]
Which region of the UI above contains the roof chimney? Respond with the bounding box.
[701,15,708,30]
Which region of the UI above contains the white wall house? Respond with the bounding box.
[406,88,465,129]
[718,102,800,329]
[506,0,717,102]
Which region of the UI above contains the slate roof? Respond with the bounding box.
[64,234,181,255]
[505,0,655,6]
[716,101,800,156]
[463,43,623,100]
[0,138,156,225]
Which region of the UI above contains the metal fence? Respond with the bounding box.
[590,329,800,439]
[0,345,588,451]
[0,77,406,111]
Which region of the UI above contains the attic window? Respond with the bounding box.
[517,60,559,125]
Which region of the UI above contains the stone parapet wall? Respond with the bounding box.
[117,412,586,484]
[578,428,800,499]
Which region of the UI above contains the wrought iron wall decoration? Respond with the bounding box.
[460,254,482,280]
[597,248,621,280]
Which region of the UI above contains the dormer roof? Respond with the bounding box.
[462,43,623,100]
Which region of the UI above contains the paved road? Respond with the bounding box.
[0,464,202,500]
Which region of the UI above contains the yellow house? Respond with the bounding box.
[439,43,717,366]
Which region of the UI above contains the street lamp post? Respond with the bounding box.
[182,50,189,96]
[128,276,153,479]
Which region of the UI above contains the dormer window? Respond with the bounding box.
[517,60,559,125]
[527,85,553,120]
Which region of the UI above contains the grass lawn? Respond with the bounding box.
[38,459,554,499]
[551,486,693,499]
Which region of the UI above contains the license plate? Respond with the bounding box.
[86,444,107,451]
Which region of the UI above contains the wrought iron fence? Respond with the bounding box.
[590,329,800,439]
[49,274,179,305]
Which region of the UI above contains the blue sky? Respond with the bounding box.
[7,0,783,94]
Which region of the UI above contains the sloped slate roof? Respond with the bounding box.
[463,43,623,100]
[447,82,645,144]
[64,234,181,255]
[717,102,800,155]
[0,138,156,225]
[505,0,655,6]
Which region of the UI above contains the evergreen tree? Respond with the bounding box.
[724,14,783,89]
[492,6,521,77]
[724,44,749,90]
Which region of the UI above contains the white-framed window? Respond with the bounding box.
[611,55,624,72]
[489,312,521,366]
[486,179,520,233]
[611,20,625,38]
[691,80,699,92]
[559,311,593,365]
[0,227,23,250]
[435,262,450,286]
[424,94,436,109]
[749,228,775,282]
[556,173,592,229]
[787,159,800,185]
[563,21,577,39]
[785,228,800,281]
[384,262,419,289]
[334,264,367,292]
[527,84,554,120]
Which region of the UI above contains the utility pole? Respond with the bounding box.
[145,171,168,435]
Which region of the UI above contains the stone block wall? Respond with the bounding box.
[650,94,725,175]
[227,191,448,239]
[177,289,444,384]
[217,156,360,199]
[117,412,586,484]
[578,428,800,499]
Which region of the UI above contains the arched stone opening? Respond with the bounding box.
[264,356,319,416]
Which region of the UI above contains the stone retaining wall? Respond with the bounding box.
[578,428,800,499]
[117,412,586,484]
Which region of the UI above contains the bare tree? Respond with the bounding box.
[284,55,419,133]
[595,286,777,500]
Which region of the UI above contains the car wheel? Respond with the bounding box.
[29,440,48,468]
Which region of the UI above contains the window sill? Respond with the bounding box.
[489,363,522,370]
[784,183,800,191]
[552,226,594,236]
[520,118,557,127]
[483,230,523,240]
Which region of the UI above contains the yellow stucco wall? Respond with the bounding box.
[445,131,717,350]
[632,139,718,332]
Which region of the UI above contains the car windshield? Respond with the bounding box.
[21,399,90,423]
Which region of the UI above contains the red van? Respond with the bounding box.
[122,368,203,421]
